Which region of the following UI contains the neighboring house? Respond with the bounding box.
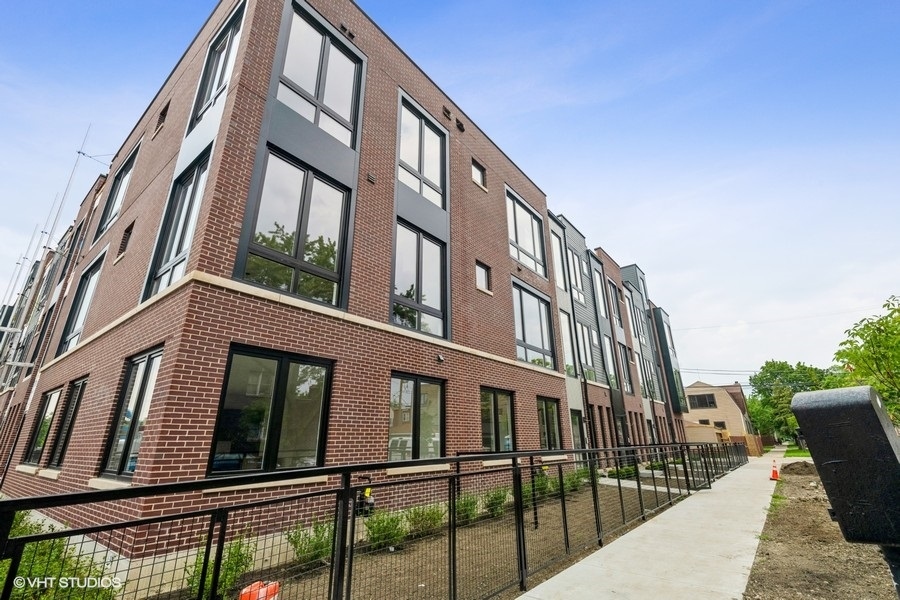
[684,381,762,455]
[0,0,695,530]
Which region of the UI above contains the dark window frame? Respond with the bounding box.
[95,147,139,241]
[537,397,561,450]
[391,221,446,337]
[208,345,334,474]
[146,152,211,299]
[47,378,87,468]
[24,388,62,465]
[471,159,486,188]
[242,149,350,306]
[512,282,555,370]
[688,393,718,409]
[57,253,105,356]
[191,4,244,128]
[475,261,491,291]
[550,232,566,291]
[102,348,164,478]
[480,387,515,452]
[278,6,362,148]
[388,373,445,461]
[397,100,446,208]
[506,189,546,277]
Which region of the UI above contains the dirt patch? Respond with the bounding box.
[780,460,818,476]
[743,465,895,599]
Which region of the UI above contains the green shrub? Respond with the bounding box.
[405,504,445,538]
[564,470,583,492]
[647,460,666,471]
[608,465,637,479]
[483,488,509,518]
[0,512,117,600]
[533,470,551,497]
[454,494,479,525]
[286,520,334,566]
[187,533,256,598]
[364,510,407,550]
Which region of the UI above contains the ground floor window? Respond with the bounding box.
[480,388,514,452]
[24,389,61,465]
[210,347,332,473]
[537,397,561,450]
[389,374,444,460]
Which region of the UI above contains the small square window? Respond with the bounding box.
[472,160,486,188]
[699,419,710,425]
[475,261,491,291]
[714,421,727,429]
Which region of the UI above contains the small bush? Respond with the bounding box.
[608,465,637,479]
[187,533,256,598]
[647,460,666,471]
[0,513,117,600]
[406,504,445,538]
[564,470,583,492]
[483,488,509,518]
[533,470,551,497]
[364,510,407,550]
[455,494,478,525]
[286,520,334,567]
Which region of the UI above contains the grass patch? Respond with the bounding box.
[768,480,786,513]
[784,446,811,458]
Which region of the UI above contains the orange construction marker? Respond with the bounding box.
[769,460,780,481]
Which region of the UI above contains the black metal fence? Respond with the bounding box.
[0,443,747,599]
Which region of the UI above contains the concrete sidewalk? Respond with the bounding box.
[517,449,785,600]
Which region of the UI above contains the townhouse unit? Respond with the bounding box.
[0,0,691,518]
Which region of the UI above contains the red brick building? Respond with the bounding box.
[0,0,687,518]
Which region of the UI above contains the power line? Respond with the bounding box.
[674,306,882,332]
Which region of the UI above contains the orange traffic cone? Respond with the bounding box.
[769,460,780,481]
[240,581,280,600]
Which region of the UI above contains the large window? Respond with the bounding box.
[211,348,331,473]
[48,379,87,468]
[593,269,607,319]
[688,393,717,409]
[481,388,514,452]
[576,322,596,381]
[506,191,546,276]
[608,280,622,328]
[397,102,445,207]
[567,248,586,303]
[193,6,243,125]
[104,349,163,476]
[602,335,618,389]
[95,148,138,240]
[147,156,210,297]
[537,397,561,450]
[570,409,585,450]
[551,233,566,290]
[619,343,634,394]
[392,223,445,336]
[389,375,443,460]
[559,311,576,377]
[243,152,348,305]
[58,255,104,355]
[512,284,554,369]
[280,9,360,147]
[24,389,61,464]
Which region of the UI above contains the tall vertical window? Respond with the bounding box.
[602,335,618,389]
[58,255,104,355]
[389,375,443,460]
[619,343,634,394]
[537,397,561,450]
[48,379,87,467]
[104,349,163,476]
[512,284,554,369]
[475,261,491,291]
[608,281,622,328]
[279,9,360,147]
[210,348,331,473]
[567,248,585,303]
[392,223,445,336]
[576,322,596,381]
[24,389,61,464]
[481,388,514,452]
[95,148,138,240]
[570,409,585,450]
[629,296,647,344]
[642,357,657,399]
[397,102,445,207]
[147,156,210,297]
[559,311,576,377]
[243,152,348,305]
[506,191,546,276]
[593,269,607,319]
[550,233,566,290]
[193,6,243,125]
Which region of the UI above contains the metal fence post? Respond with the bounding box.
[632,448,646,521]
[512,460,529,591]
[330,472,353,600]
[448,474,458,600]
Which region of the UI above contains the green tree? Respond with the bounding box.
[746,397,775,436]
[833,295,900,422]
[749,360,828,438]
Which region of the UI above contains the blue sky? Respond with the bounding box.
[1,1,898,387]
